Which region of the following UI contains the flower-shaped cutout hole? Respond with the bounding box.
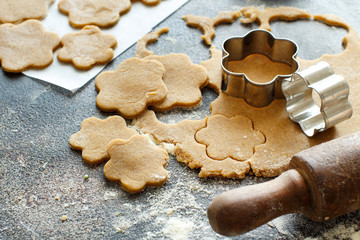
[222,29,299,107]
[271,20,347,60]
[195,115,265,161]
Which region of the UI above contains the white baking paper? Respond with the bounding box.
[23,0,189,92]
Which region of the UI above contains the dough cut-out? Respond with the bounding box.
[144,53,209,111]
[104,134,169,193]
[57,25,117,70]
[58,0,132,28]
[69,116,138,164]
[195,115,265,161]
[95,57,167,118]
[0,20,60,73]
[132,0,161,6]
[200,45,223,94]
[183,11,241,45]
[0,0,54,24]
[134,27,169,58]
[239,6,311,31]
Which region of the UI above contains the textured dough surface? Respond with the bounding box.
[132,0,161,6]
[0,0,54,24]
[95,57,167,118]
[0,20,60,72]
[104,134,169,193]
[69,116,138,164]
[200,45,223,94]
[134,27,169,58]
[145,53,209,111]
[58,0,132,28]
[58,25,117,70]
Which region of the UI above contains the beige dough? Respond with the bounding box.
[132,0,161,6]
[144,53,209,111]
[58,0,132,28]
[183,11,241,45]
[135,8,360,178]
[69,116,138,164]
[104,134,169,193]
[195,115,265,161]
[95,57,167,118]
[134,27,169,58]
[200,45,223,94]
[227,54,292,83]
[0,20,60,73]
[240,6,311,31]
[57,25,117,70]
[0,0,54,24]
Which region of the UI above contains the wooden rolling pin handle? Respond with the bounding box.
[207,169,311,236]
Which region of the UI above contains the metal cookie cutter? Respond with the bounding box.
[221,29,299,107]
[221,29,353,137]
[282,61,353,137]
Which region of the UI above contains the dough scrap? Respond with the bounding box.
[200,45,223,94]
[239,6,311,31]
[183,11,241,45]
[144,53,209,111]
[104,134,169,193]
[69,116,138,165]
[0,20,60,73]
[134,27,169,58]
[57,25,117,70]
[195,115,265,161]
[0,0,54,24]
[58,0,132,28]
[95,57,167,118]
[131,0,161,6]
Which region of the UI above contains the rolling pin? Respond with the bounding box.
[207,132,360,236]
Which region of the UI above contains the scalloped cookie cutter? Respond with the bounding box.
[221,29,299,107]
[221,30,352,137]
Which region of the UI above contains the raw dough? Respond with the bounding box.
[240,6,311,31]
[200,45,223,94]
[134,27,169,58]
[132,0,161,6]
[104,134,169,193]
[0,20,60,73]
[0,0,54,24]
[144,53,209,111]
[183,11,241,45]
[57,25,117,70]
[227,54,292,83]
[95,57,167,118]
[69,116,138,164]
[58,0,132,28]
[195,115,265,161]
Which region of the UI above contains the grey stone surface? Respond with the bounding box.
[1,0,359,239]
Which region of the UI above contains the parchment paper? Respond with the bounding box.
[23,0,189,92]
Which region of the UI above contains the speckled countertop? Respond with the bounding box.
[1,0,360,239]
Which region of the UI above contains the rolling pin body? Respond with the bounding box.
[207,132,360,236]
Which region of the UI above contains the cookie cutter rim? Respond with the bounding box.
[221,29,300,108]
[282,61,353,137]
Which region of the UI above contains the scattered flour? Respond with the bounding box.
[162,217,194,240]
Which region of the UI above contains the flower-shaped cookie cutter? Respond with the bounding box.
[221,29,299,107]
[221,29,352,137]
[282,61,353,137]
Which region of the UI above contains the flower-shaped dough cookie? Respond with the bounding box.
[0,0,54,24]
[0,20,60,73]
[195,115,265,161]
[95,57,167,118]
[145,53,209,111]
[104,135,169,193]
[58,25,117,70]
[58,0,132,28]
[69,116,138,164]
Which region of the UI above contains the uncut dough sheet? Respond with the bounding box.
[23,0,189,92]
